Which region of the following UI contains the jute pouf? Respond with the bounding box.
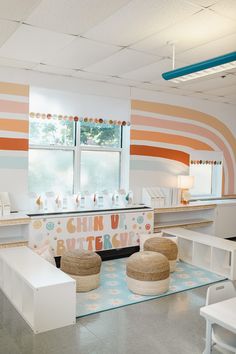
[126,251,170,296]
[61,250,102,292]
[144,237,178,272]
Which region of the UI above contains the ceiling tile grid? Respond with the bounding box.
[0,0,234,104]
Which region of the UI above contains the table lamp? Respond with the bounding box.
[178,175,194,205]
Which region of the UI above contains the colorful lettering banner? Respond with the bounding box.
[29,210,153,256]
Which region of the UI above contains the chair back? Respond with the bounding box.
[206,281,236,305]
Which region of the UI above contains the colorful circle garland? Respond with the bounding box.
[190,160,222,165]
[29,112,130,126]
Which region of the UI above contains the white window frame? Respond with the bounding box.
[29,120,129,194]
[189,151,223,200]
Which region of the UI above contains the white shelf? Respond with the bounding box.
[0,247,76,333]
[193,243,211,269]
[163,227,236,280]
[154,218,214,231]
[211,247,232,278]
[0,213,30,227]
[153,202,216,236]
[154,203,217,213]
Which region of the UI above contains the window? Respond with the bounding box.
[190,164,213,196]
[80,150,120,192]
[190,160,222,199]
[80,122,121,148]
[29,150,74,194]
[29,118,126,194]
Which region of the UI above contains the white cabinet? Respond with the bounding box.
[215,201,236,238]
[0,247,76,333]
[163,227,236,280]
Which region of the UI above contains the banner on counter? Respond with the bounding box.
[29,211,153,256]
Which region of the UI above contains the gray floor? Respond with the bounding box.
[0,285,223,354]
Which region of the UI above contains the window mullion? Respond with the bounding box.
[74,121,80,194]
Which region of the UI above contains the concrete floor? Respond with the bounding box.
[0,285,224,354]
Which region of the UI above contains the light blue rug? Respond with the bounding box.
[76,258,226,317]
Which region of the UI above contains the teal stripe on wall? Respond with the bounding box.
[0,156,28,169]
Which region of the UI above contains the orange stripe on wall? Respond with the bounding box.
[130,145,189,166]
[0,99,29,114]
[131,130,213,151]
[0,137,28,151]
[131,99,236,162]
[0,119,29,133]
[0,82,29,97]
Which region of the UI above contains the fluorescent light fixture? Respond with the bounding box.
[162,51,236,83]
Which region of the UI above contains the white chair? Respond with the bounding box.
[206,281,236,354]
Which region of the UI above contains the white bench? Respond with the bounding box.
[0,246,76,333]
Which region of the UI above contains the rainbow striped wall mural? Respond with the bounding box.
[130,99,236,195]
[0,82,29,193]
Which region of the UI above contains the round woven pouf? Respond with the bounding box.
[126,251,170,296]
[61,250,102,292]
[144,237,178,272]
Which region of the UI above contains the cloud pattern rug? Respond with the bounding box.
[76,258,225,317]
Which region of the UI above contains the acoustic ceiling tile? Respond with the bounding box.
[44,37,120,69]
[212,0,236,21]
[85,49,158,76]
[177,32,236,63]
[33,64,75,77]
[0,24,74,63]
[132,9,236,57]
[72,70,109,82]
[0,57,36,69]
[84,0,201,46]
[121,59,187,82]
[104,76,139,87]
[204,84,236,96]
[26,0,131,35]
[0,19,19,47]
[0,0,41,21]
[180,74,236,91]
[188,0,220,6]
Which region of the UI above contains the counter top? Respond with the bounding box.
[0,213,30,226]
[27,204,152,217]
[155,199,236,213]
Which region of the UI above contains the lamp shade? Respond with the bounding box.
[178,175,194,189]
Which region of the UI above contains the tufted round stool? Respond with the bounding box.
[144,237,178,272]
[61,250,102,292]
[126,251,170,296]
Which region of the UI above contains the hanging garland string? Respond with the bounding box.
[29,112,130,126]
[191,160,222,165]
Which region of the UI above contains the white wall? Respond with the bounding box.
[0,67,235,205]
[131,87,236,136]
[30,86,130,121]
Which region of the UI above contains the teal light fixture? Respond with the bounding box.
[162,51,236,83]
